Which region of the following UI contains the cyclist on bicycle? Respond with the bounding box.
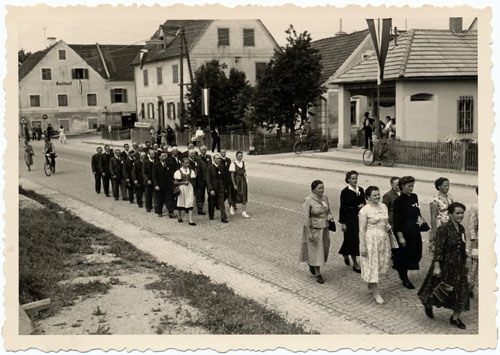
[44,137,56,171]
[301,120,314,149]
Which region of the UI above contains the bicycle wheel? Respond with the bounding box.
[363,149,375,166]
[44,161,52,176]
[293,141,304,154]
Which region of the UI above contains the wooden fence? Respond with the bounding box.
[389,140,478,172]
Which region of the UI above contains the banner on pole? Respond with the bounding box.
[366,18,392,86]
[202,88,210,116]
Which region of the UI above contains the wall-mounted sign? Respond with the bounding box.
[134,122,151,128]
[56,81,72,86]
[42,114,48,120]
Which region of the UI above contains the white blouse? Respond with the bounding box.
[229,160,244,172]
[174,167,196,180]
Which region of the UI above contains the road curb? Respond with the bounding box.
[260,161,477,188]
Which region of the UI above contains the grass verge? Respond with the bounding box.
[19,187,311,334]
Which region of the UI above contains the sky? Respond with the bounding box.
[14,4,476,53]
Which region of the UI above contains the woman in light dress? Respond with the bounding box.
[359,186,392,304]
[299,180,335,284]
[58,126,67,144]
[229,151,249,218]
[430,177,453,255]
[174,158,197,226]
[23,140,34,171]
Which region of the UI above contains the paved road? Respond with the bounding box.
[19,139,478,334]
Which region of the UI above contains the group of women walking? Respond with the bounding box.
[300,171,478,330]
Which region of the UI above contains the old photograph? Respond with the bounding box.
[3,2,495,352]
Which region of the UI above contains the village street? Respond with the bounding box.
[19,137,478,334]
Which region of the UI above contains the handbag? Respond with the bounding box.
[328,220,336,232]
[419,222,431,232]
[431,280,454,307]
[388,229,399,249]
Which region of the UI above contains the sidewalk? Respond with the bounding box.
[74,133,478,188]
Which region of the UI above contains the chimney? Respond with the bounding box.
[449,17,463,33]
[47,37,57,47]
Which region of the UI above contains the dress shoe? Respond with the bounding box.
[114,198,119,201]
[343,255,350,266]
[308,265,315,275]
[316,275,325,284]
[425,304,434,319]
[450,316,466,329]
[402,280,415,289]
[198,210,206,215]
[105,194,110,197]
[146,209,151,212]
[122,198,128,201]
[209,216,215,220]
[157,213,163,217]
[242,211,250,218]
[353,266,361,273]
[221,219,229,223]
[188,222,196,226]
[178,218,183,223]
[169,213,176,219]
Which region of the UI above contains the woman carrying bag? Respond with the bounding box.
[299,180,335,284]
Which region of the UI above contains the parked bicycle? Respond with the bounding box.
[362,139,395,167]
[293,133,329,154]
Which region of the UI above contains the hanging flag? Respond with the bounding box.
[139,49,149,70]
[78,79,83,95]
[202,88,209,116]
[366,18,392,86]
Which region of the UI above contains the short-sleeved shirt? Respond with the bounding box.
[174,167,196,180]
[229,160,244,172]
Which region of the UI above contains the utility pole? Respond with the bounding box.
[43,27,47,47]
[182,34,194,84]
[179,26,184,129]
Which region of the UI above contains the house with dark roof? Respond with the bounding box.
[331,18,477,147]
[308,29,373,140]
[18,39,142,133]
[132,19,279,131]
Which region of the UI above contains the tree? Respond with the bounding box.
[18,49,32,64]
[186,60,252,130]
[253,25,324,132]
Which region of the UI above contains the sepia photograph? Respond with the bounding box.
[2,1,495,352]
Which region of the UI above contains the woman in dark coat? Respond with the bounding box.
[417,202,470,330]
[339,170,365,272]
[362,112,373,149]
[392,176,426,289]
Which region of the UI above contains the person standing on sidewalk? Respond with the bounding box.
[46,123,54,141]
[359,186,393,304]
[142,149,155,212]
[382,177,400,230]
[429,177,453,256]
[393,176,426,289]
[229,151,250,218]
[299,180,334,284]
[339,170,365,272]
[362,112,373,149]
[58,126,67,144]
[109,149,122,201]
[91,147,103,193]
[132,152,145,208]
[206,153,228,223]
[211,127,221,153]
[100,145,112,197]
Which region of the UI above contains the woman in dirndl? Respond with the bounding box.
[299,180,334,284]
[229,151,250,218]
[417,202,470,330]
[174,158,197,226]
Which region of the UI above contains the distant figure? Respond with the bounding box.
[372,116,384,142]
[24,125,30,142]
[166,126,176,146]
[211,127,221,153]
[24,140,34,171]
[362,112,373,149]
[160,129,167,146]
[91,147,103,193]
[58,126,67,144]
[46,124,54,141]
[31,126,37,141]
[195,126,205,146]
[383,116,395,139]
[429,178,453,256]
[36,126,42,141]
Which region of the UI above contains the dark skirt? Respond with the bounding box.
[339,222,360,256]
[392,230,422,270]
[417,252,470,312]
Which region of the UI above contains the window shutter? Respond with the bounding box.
[71,69,76,79]
[84,69,89,79]
[110,89,115,103]
[123,89,128,103]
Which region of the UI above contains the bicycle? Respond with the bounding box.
[44,153,56,176]
[293,133,329,154]
[362,139,394,167]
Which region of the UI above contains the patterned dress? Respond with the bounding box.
[429,193,454,254]
[417,220,470,312]
[299,194,332,267]
[174,167,196,210]
[359,203,392,283]
[468,205,478,291]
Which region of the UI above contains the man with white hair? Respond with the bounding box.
[206,153,228,223]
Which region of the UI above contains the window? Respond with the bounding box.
[41,68,52,80]
[140,103,145,118]
[243,28,255,46]
[110,88,128,103]
[29,95,40,107]
[411,93,434,101]
[350,101,357,125]
[172,65,179,84]
[255,62,267,82]
[58,50,66,60]
[157,67,163,85]
[147,103,155,119]
[457,96,474,134]
[59,119,70,131]
[218,28,230,46]
[167,102,176,119]
[57,94,68,107]
[72,68,89,79]
[143,70,149,87]
[87,93,97,106]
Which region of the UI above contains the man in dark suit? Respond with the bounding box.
[165,147,181,217]
[132,152,146,208]
[206,153,228,223]
[152,152,172,217]
[220,148,234,210]
[122,152,135,204]
[382,177,400,230]
[211,127,221,153]
[182,143,197,159]
[91,147,103,194]
[196,145,212,215]
[99,145,112,197]
[109,149,122,201]
[119,144,130,200]
[142,149,155,212]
